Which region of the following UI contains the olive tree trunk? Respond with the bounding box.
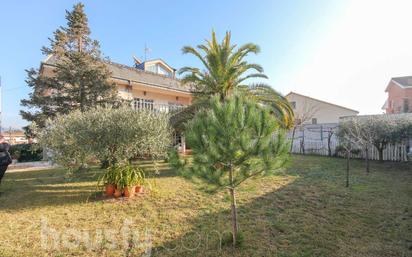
[346,152,350,187]
[365,146,370,173]
[378,148,384,162]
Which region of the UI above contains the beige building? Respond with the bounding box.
[41,55,193,151]
[41,55,193,112]
[285,92,359,124]
[2,130,30,145]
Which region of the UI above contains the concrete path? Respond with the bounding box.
[8,161,58,172]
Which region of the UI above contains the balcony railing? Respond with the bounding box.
[131,101,186,113]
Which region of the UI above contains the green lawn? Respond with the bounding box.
[0,155,411,257]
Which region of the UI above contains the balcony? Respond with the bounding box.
[131,99,186,113]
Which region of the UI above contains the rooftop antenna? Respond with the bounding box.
[144,43,152,61]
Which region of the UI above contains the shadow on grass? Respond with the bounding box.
[0,168,105,211]
[149,156,412,257]
[0,161,177,211]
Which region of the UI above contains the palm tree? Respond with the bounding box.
[173,30,294,129]
[179,31,267,100]
[247,83,294,129]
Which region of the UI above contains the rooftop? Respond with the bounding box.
[286,91,359,113]
[42,55,192,93]
[391,76,412,89]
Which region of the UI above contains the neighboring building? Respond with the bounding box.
[382,76,412,114]
[2,130,30,145]
[285,91,359,124]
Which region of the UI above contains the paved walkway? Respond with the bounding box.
[8,161,57,173]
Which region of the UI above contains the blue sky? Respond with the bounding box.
[1,0,411,129]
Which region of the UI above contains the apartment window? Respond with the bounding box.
[290,101,296,109]
[312,118,317,125]
[133,98,154,110]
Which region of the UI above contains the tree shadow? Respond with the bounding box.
[0,168,104,211]
[149,156,412,257]
[0,161,177,211]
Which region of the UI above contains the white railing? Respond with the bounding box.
[131,100,186,113]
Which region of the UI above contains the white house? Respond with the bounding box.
[285,92,359,124]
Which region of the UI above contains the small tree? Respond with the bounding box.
[35,106,172,171]
[289,100,318,153]
[181,95,290,246]
[337,122,361,187]
[339,118,373,173]
[325,126,337,157]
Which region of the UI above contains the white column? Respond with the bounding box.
[181,135,186,154]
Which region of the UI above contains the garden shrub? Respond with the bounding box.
[34,106,172,171]
[9,144,43,162]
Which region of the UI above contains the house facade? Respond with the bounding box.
[285,92,359,124]
[382,76,412,114]
[41,55,193,113]
[41,55,193,152]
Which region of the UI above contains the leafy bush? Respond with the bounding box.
[34,106,172,170]
[9,144,43,162]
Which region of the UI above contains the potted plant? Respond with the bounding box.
[114,167,126,198]
[98,167,117,196]
[135,168,146,193]
[123,165,136,198]
[115,164,139,198]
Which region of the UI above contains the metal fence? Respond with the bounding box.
[288,124,410,162]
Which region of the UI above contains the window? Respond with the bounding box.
[290,101,296,109]
[312,118,317,125]
[146,65,157,73]
[145,64,172,77]
[158,65,171,77]
[133,98,154,110]
[403,98,410,113]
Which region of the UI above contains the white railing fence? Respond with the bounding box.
[131,100,186,113]
[288,124,410,162]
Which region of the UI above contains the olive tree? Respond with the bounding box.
[175,95,290,246]
[361,114,412,162]
[338,114,412,178]
[35,106,172,171]
[339,117,373,173]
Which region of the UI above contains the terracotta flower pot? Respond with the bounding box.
[104,184,116,196]
[135,185,144,193]
[113,188,123,198]
[124,186,136,198]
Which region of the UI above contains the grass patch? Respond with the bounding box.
[0,155,411,256]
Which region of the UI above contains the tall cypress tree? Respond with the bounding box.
[21,3,118,129]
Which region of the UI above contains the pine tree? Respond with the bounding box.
[182,94,290,246]
[21,3,118,129]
